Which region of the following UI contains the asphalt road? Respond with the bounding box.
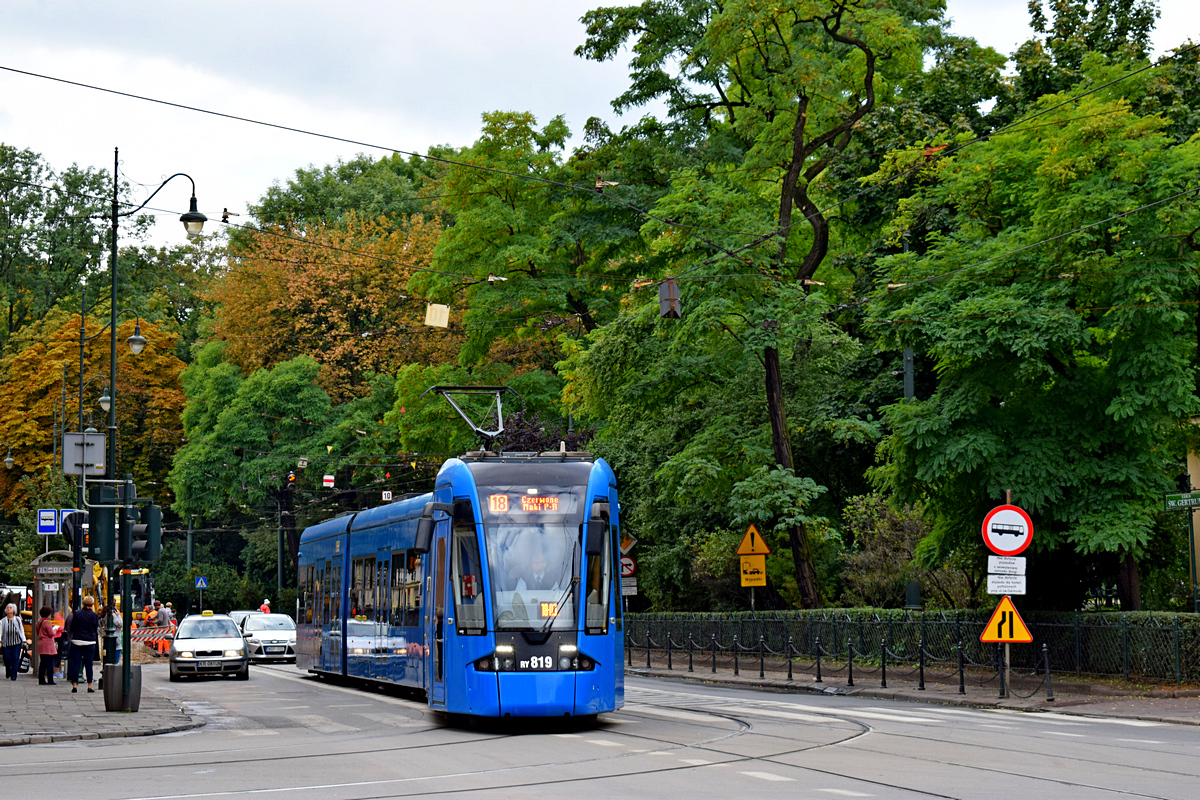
[1,663,1197,799]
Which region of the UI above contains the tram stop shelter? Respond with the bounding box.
[29,550,81,676]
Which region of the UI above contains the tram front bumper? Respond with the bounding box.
[497,671,577,716]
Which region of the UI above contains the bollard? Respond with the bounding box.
[1043,642,1055,702]
[786,636,794,682]
[815,635,822,683]
[880,637,887,689]
[646,629,651,669]
[759,634,765,679]
[688,633,694,673]
[733,634,739,676]
[667,631,673,671]
[957,640,965,695]
[711,634,717,674]
[918,637,925,691]
[628,631,633,667]
[847,638,855,687]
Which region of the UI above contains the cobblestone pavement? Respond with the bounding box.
[0,665,202,745]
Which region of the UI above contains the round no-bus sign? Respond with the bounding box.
[982,505,1033,556]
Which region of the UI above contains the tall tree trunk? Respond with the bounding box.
[764,345,821,607]
[1116,550,1141,611]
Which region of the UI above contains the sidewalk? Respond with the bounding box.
[0,667,203,746]
[628,656,1200,727]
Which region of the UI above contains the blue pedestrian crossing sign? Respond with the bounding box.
[195,577,208,589]
[37,509,58,535]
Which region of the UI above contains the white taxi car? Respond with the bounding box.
[169,611,249,681]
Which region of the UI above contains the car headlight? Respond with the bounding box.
[225,649,244,657]
[178,651,194,659]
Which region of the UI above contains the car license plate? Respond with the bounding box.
[266,647,284,653]
[197,660,221,667]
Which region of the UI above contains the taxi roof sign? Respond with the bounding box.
[736,523,771,556]
[980,596,1032,643]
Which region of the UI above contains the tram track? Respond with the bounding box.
[5,670,1194,800]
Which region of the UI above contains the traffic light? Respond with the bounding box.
[659,277,681,318]
[86,486,117,563]
[62,510,88,552]
[130,503,162,564]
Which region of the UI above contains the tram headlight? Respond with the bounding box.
[559,656,571,669]
[559,644,577,654]
[503,658,514,669]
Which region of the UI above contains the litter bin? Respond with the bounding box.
[102,664,141,712]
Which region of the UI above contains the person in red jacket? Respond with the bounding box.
[35,607,60,685]
[259,599,271,614]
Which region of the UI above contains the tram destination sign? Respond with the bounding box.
[1164,491,1200,511]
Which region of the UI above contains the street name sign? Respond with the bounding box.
[988,556,1026,575]
[982,505,1033,556]
[980,596,1033,643]
[1164,491,1200,511]
[987,574,1027,595]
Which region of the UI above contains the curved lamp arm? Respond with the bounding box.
[119,173,207,236]
[84,308,146,353]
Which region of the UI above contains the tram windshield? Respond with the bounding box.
[478,486,584,632]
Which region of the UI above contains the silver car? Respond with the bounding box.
[169,612,249,681]
[241,613,297,662]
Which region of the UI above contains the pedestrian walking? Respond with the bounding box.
[67,596,100,694]
[35,607,59,685]
[1,603,28,680]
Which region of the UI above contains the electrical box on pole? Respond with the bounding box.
[658,278,681,318]
[86,486,118,563]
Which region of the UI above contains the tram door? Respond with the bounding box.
[428,525,448,706]
[314,562,325,668]
[375,549,390,680]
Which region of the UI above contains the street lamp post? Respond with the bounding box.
[103,147,206,710]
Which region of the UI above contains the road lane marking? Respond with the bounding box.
[1045,731,1086,737]
[627,704,730,723]
[815,790,874,797]
[739,771,793,782]
[291,715,359,734]
[1117,738,1163,744]
[586,739,623,747]
[553,733,580,738]
[679,758,711,765]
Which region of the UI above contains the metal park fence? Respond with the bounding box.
[626,610,1200,689]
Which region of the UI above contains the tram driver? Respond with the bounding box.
[514,550,561,593]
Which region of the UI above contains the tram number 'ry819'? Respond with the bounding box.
[522,656,554,670]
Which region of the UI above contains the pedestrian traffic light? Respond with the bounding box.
[659,277,681,318]
[86,486,118,563]
[130,503,162,564]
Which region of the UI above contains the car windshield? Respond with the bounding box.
[177,618,241,639]
[243,616,295,632]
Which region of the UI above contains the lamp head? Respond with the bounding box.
[180,196,206,237]
[98,389,112,413]
[127,322,147,355]
[3,450,12,470]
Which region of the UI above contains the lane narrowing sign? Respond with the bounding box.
[980,596,1032,643]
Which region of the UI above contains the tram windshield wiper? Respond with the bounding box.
[538,541,579,635]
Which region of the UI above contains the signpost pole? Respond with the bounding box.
[750,587,755,612]
[1005,643,1011,699]
[1190,510,1199,614]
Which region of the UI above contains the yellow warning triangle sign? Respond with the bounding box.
[736,523,771,555]
[980,596,1032,643]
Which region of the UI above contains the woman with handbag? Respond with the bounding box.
[35,607,60,685]
[1,603,28,680]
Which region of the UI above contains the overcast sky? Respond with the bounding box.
[1,1,1196,245]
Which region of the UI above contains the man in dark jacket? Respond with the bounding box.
[67,596,100,693]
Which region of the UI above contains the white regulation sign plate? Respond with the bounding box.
[987,556,1026,575]
[987,574,1027,595]
[981,505,1033,556]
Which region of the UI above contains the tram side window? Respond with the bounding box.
[391,551,405,627]
[332,564,342,621]
[451,500,485,634]
[363,555,376,620]
[315,568,325,626]
[300,565,314,624]
[584,504,611,635]
[405,552,423,627]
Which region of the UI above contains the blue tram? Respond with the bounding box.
[295,450,624,717]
